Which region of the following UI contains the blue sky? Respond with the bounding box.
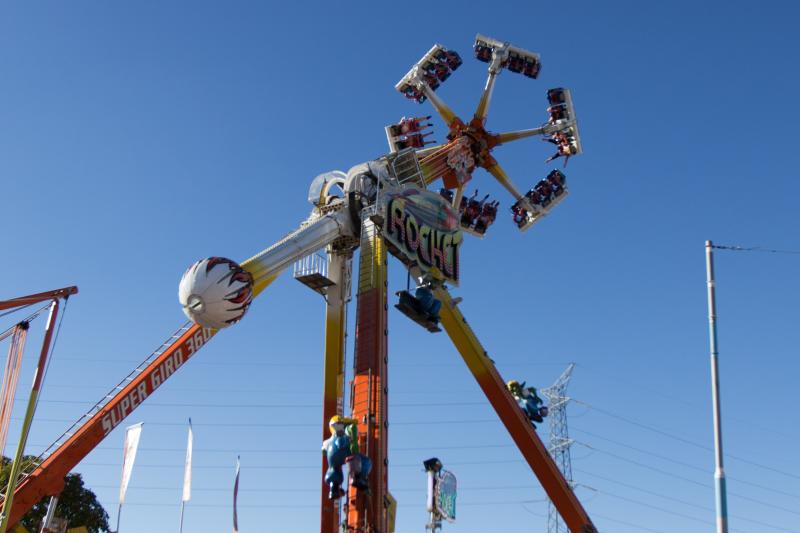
[2,1,800,532]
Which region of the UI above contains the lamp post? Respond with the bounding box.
[705,240,729,533]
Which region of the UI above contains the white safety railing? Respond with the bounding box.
[293,251,329,280]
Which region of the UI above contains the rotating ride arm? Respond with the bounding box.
[393,36,582,233]
[1,207,355,528]
[432,286,597,533]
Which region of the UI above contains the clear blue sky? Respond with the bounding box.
[2,1,800,532]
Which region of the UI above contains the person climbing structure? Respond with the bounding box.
[322,415,373,499]
[506,380,548,429]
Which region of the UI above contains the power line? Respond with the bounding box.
[37,383,480,395]
[16,403,800,484]
[575,441,800,519]
[711,244,800,255]
[593,488,743,531]
[575,400,800,481]
[587,511,664,533]
[576,467,710,511]
[43,355,570,369]
[77,458,524,470]
[34,442,513,454]
[572,363,798,440]
[573,426,708,473]
[572,427,800,501]
[22,398,490,409]
[88,483,543,494]
[93,499,539,509]
[13,416,505,428]
[15,403,800,488]
[577,441,715,488]
[82,463,799,531]
[75,431,800,524]
[598,486,798,533]
[578,467,800,525]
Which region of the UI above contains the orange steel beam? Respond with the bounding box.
[433,287,597,533]
[5,323,217,526]
[2,275,277,528]
[0,287,78,311]
[347,222,388,532]
[320,251,351,533]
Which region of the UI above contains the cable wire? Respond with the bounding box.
[574,399,800,481]
[572,426,800,501]
[0,301,38,321]
[711,244,800,255]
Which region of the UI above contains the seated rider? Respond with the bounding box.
[475,200,498,233]
[546,169,566,195]
[444,50,462,70]
[544,132,572,164]
[526,188,543,206]
[512,204,528,226]
[459,189,477,215]
[461,191,484,227]
[535,180,553,206]
[322,416,372,499]
[415,284,442,321]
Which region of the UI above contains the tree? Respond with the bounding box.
[1,457,110,533]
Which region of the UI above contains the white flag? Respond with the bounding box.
[119,423,143,504]
[182,419,193,502]
[233,456,240,533]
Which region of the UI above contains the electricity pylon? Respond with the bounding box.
[541,364,576,533]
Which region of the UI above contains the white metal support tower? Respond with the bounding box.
[541,364,576,533]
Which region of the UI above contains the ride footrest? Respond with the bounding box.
[395,291,441,333]
[511,170,569,232]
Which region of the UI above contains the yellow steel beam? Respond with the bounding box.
[320,251,351,533]
[485,163,524,201]
[433,287,597,533]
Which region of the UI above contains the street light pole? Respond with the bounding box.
[705,240,729,533]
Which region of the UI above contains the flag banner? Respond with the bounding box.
[233,456,240,533]
[119,423,143,504]
[182,419,193,502]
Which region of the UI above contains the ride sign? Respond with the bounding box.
[383,188,462,285]
[436,470,457,522]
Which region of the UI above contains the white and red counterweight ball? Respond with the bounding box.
[178,257,254,329]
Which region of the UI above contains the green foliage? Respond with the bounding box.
[1,456,110,533]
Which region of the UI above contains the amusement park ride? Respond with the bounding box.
[0,35,593,532]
